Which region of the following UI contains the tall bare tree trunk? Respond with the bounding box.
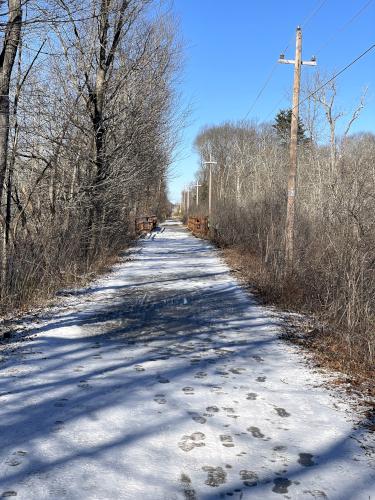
[0,0,22,292]
[0,0,22,204]
[86,0,131,258]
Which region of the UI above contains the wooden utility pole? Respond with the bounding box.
[204,154,217,217]
[181,190,186,213]
[208,165,212,215]
[195,181,202,206]
[278,27,316,269]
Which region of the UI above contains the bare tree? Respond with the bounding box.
[0,0,22,220]
[0,0,182,312]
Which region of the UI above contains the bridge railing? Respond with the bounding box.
[187,216,209,237]
[135,215,158,233]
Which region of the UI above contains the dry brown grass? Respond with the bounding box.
[221,245,375,410]
[0,242,136,345]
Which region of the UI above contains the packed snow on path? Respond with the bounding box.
[0,221,374,500]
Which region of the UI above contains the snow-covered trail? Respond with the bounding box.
[0,221,373,500]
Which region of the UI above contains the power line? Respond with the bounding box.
[22,42,68,57]
[265,42,375,123]
[0,13,104,27]
[315,0,374,54]
[264,97,285,122]
[243,64,278,119]
[265,3,374,122]
[242,0,330,120]
[242,37,292,120]
[301,0,329,29]
[297,43,375,109]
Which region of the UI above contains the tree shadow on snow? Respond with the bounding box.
[0,225,373,497]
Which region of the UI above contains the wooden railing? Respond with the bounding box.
[135,215,158,233]
[187,216,209,237]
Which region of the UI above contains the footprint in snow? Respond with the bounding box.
[206,406,220,413]
[220,435,235,447]
[246,393,258,400]
[188,412,206,424]
[1,492,17,497]
[4,458,21,466]
[5,451,27,467]
[247,426,265,439]
[202,466,227,487]
[180,473,197,500]
[272,478,292,494]
[154,394,167,404]
[298,453,315,467]
[275,407,290,418]
[182,387,194,395]
[214,348,233,358]
[236,451,247,457]
[302,489,327,498]
[240,470,258,487]
[223,489,243,497]
[14,451,27,456]
[209,386,224,395]
[223,407,235,413]
[194,371,207,379]
[273,445,288,452]
[229,367,246,374]
[190,357,202,365]
[158,377,170,384]
[134,365,145,372]
[215,369,229,376]
[223,407,238,418]
[77,380,91,389]
[178,432,206,452]
[256,376,266,382]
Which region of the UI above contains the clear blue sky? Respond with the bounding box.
[168,0,375,203]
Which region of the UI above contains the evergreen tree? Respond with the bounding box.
[273,109,309,146]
